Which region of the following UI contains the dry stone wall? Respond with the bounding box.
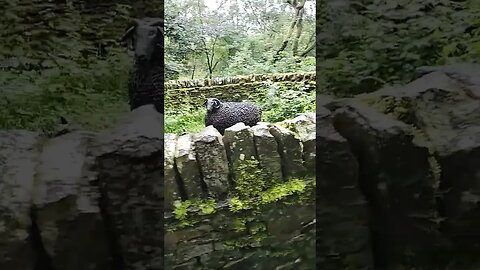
[163,113,316,211]
[1,64,479,270]
[164,72,315,110]
[0,105,321,270]
[163,114,318,269]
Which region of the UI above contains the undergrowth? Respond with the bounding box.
[0,49,131,135]
[164,82,316,134]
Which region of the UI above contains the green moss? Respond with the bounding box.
[235,159,272,199]
[229,178,312,213]
[259,179,307,204]
[232,218,248,232]
[223,224,268,249]
[249,222,267,235]
[277,121,296,132]
[172,198,218,228]
[224,239,253,249]
[229,197,249,213]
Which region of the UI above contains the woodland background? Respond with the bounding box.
[0,0,479,134]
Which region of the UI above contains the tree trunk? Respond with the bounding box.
[292,7,305,56]
[191,58,196,79]
[274,0,306,60]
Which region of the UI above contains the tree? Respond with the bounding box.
[275,0,315,58]
[164,0,316,80]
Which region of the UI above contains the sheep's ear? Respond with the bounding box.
[120,25,135,42]
[119,26,135,50]
[150,18,164,27]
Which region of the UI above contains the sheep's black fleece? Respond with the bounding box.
[128,52,164,113]
[205,100,262,135]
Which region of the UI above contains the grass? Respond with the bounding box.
[164,83,316,134]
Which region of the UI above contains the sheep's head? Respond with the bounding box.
[120,17,164,64]
[204,98,222,112]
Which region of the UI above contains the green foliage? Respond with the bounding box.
[261,82,316,123]
[0,50,130,135]
[221,42,315,76]
[165,0,315,80]
[317,0,480,96]
[172,198,217,227]
[229,177,311,214]
[0,2,164,135]
[235,160,273,199]
[165,109,205,134]
[259,179,307,205]
[165,81,316,134]
[229,197,248,213]
[232,217,248,232]
[198,198,217,215]
[173,200,192,221]
[227,159,311,213]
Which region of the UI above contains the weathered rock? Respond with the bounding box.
[269,124,306,179]
[302,112,316,123]
[438,126,480,258]
[316,94,336,108]
[414,63,480,99]
[165,133,180,210]
[332,100,442,268]
[364,66,480,262]
[224,123,257,182]
[164,189,316,270]
[283,114,316,175]
[367,67,479,252]
[194,126,230,199]
[0,131,39,270]
[251,123,282,182]
[33,131,110,269]
[91,104,164,270]
[175,134,204,199]
[316,108,373,270]
[176,242,214,263]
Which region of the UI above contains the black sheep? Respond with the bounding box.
[204,98,262,135]
[120,17,164,113]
